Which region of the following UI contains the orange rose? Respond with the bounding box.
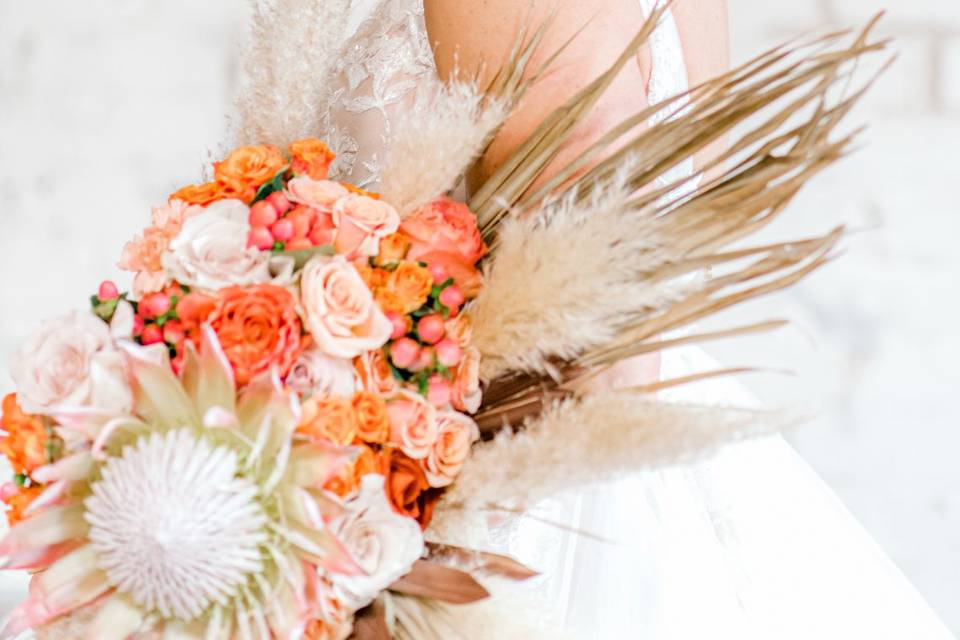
[324,443,381,497]
[0,394,49,475]
[352,391,389,444]
[384,262,432,314]
[354,263,388,291]
[207,285,304,385]
[288,138,336,180]
[355,350,398,396]
[169,181,225,206]
[214,145,287,202]
[381,448,431,523]
[401,197,487,265]
[1,483,43,527]
[374,290,406,316]
[299,395,357,446]
[375,232,411,266]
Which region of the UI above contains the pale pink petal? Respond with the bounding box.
[85,593,144,640]
[120,341,199,429]
[287,443,356,490]
[182,325,236,419]
[32,452,94,484]
[1,540,78,571]
[0,504,87,558]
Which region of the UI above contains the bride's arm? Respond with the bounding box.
[423,0,729,186]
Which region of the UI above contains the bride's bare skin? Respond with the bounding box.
[424,0,729,389]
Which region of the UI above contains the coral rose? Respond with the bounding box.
[332,194,400,257]
[285,177,349,212]
[207,284,304,385]
[423,411,479,488]
[386,391,437,460]
[352,391,389,444]
[288,138,336,180]
[355,350,398,396]
[0,394,50,475]
[401,196,486,265]
[299,395,357,446]
[169,181,225,206]
[214,144,287,202]
[384,262,433,314]
[300,255,393,359]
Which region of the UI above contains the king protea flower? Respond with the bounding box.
[0,326,360,638]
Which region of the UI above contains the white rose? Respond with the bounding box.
[284,346,358,398]
[329,474,424,610]
[161,199,272,291]
[9,311,131,415]
[300,255,392,359]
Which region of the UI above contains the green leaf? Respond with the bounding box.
[278,245,337,270]
[13,473,27,487]
[252,167,289,203]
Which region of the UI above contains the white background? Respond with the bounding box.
[0,0,957,633]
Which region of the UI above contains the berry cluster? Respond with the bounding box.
[246,191,334,252]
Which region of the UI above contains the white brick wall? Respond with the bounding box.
[0,0,957,633]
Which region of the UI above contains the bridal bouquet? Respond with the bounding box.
[0,6,886,639]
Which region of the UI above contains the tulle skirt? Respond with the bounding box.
[486,346,953,639]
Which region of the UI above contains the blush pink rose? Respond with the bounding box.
[451,347,482,414]
[422,410,479,487]
[300,255,393,359]
[401,197,486,266]
[332,194,400,258]
[386,391,438,460]
[284,176,349,212]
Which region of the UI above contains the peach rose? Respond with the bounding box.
[299,395,357,446]
[386,391,437,460]
[384,262,432,314]
[214,144,287,202]
[207,284,304,385]
[352,391,389,444]
[375,232,411,266]
[300,255,393,359]
[355,350,398,396]
[289,138,336,180]
[423,411,479,488]
[445,314,473,349]
[332,194,400,257]
[169,181,226,206]
[401,196,486,265]
[0,394,50,475]
[285,177,349,213]
[452,347,482,413]
[324,444,381,498]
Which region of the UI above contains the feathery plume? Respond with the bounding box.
[380,79,510,215]
[234,0,351,146]
[431,393,783,533]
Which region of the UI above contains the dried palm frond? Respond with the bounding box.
[432,394,782,530]
[466,17,888,432]
[233,0,350,146]
[379,79,510,216]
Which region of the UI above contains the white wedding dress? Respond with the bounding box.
[324,1,954,638]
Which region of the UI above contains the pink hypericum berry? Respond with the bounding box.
[387,312,410,340]
[417,314,445,345]
[412,346,435,372]
[162,320,185,345]
[308,227,334,247]
[390,337,420,370]
[266,191,292,215]
[140,324,164,345]
[249,226,275,250]
[97,280,119,302]
[289,211,312,240]
[438,285,464,310]
[435,338,463,367]
[271,218,295,242]
[132,315,145,337]
[139,292,172,319]
[249,200,279,228]
[427,375,452,407]
[428,262,449,284]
